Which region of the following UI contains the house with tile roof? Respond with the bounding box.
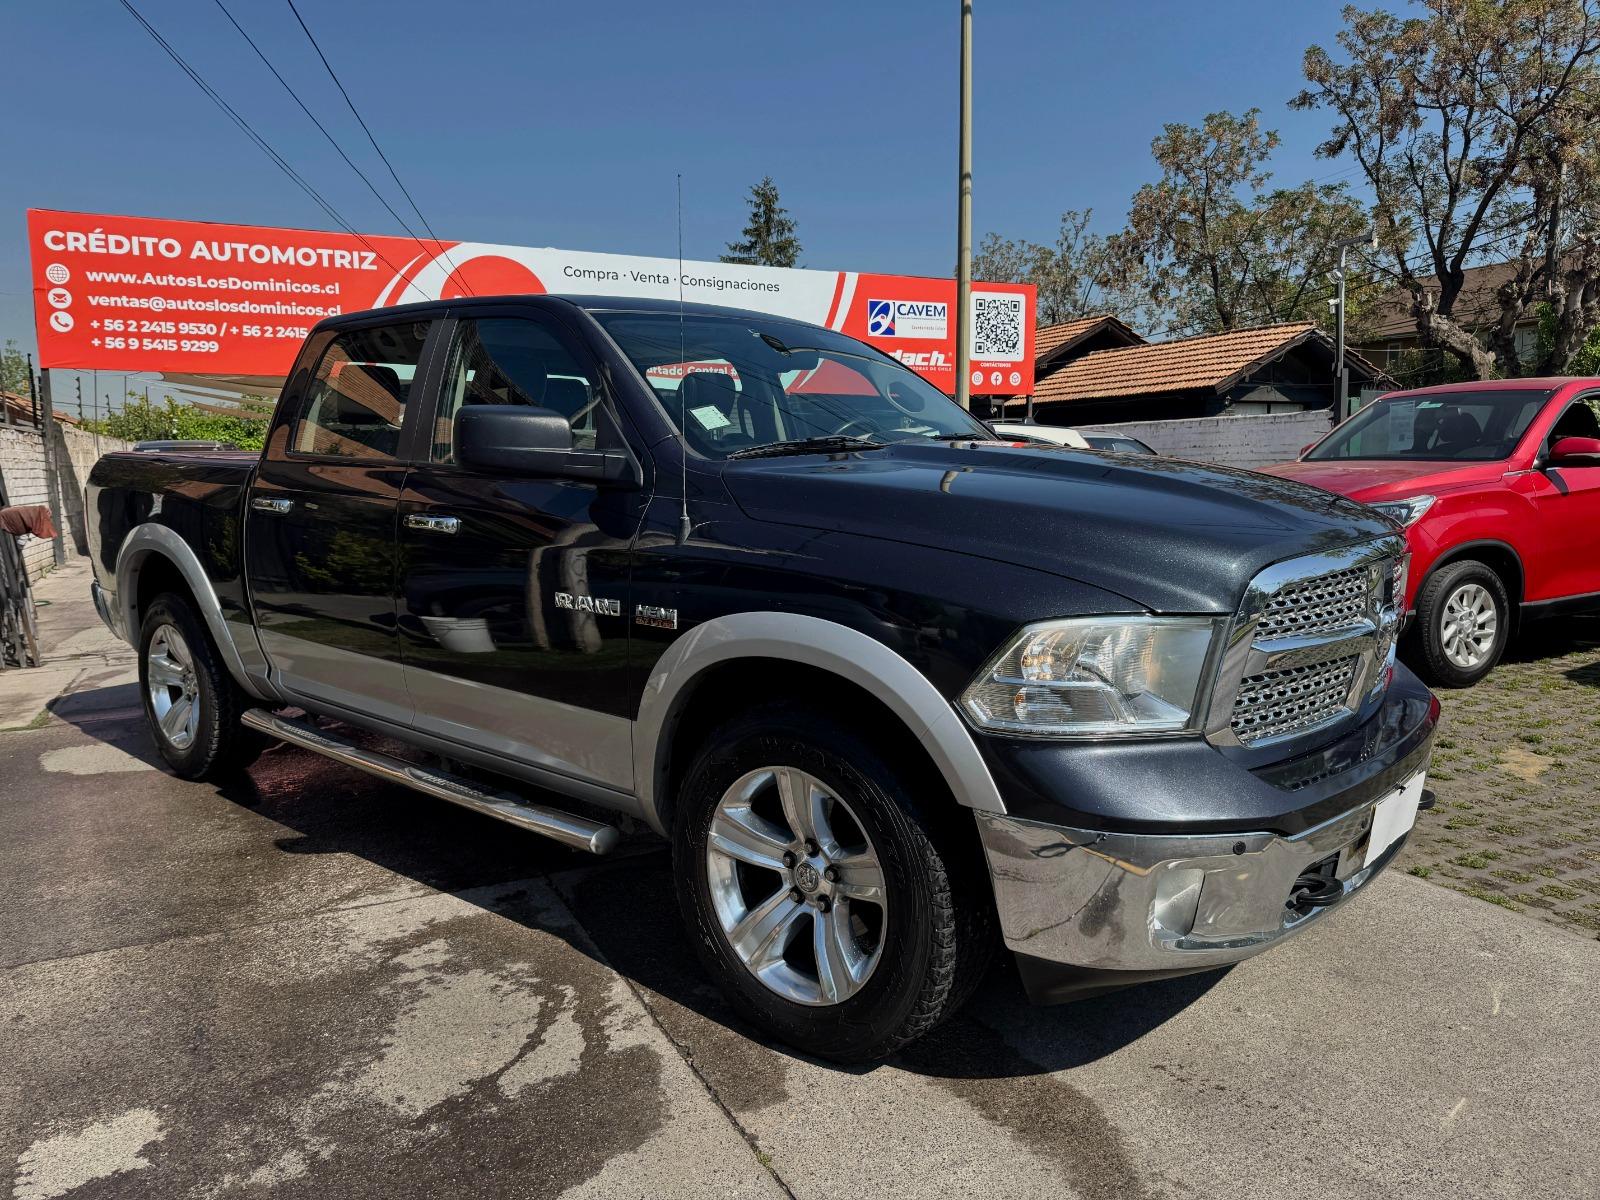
[1351,260,1543,374]
[1001,318,1389,426]
[1,390,77,428]
[1033,314,1145,372]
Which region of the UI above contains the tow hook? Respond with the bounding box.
[1418,788,1437,811]
[1286,865,1344,914]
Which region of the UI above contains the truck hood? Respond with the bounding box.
[1260,457,1504,503]
[721,442,1393,614]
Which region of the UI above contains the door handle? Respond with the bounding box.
[405,514,461,534]
[251,497,293,514]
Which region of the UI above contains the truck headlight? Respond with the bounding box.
[1369,494,1436,527]
[960,616,1221,737]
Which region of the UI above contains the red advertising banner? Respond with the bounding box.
[28,209,1035,394]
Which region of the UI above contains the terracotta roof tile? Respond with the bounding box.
[1035,317,1110,359]
[1033,314,1143,364]
[1032,322,1319,404]
[2,390,77,426]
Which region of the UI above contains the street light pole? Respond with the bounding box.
[1330,229,1375,422]
[1334,243,1349,422]
[954,0,973,411]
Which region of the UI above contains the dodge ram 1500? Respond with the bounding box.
[87,295,1437,1061]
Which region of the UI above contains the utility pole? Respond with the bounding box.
[26,354,38,427]
[38,371,66,568]
[954,0,973,411]
[1330,229,1375,422]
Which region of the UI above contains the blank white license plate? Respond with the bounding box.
[1364,770,1427,869]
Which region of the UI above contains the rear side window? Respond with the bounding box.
[289,321,433,460]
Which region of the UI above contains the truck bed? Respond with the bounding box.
[85,448,259,638]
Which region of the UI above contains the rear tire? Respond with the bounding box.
[138,592,262,779]
[671,705,994,1062]
[1411,560,1510,688]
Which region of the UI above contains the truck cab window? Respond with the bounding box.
[435,318,603,462]
[291,322,431,459]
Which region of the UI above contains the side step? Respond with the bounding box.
[241,709,621,854]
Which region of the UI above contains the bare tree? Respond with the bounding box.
[970,209,1137,325]
[1294,0,1600,377]
[1106,110,1371,335]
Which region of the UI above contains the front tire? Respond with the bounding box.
[672,706,993,1063]
[1412,560,1510,687]
[138,592,262,779]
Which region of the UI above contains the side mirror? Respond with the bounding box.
[455,405,638,485]
[1546,436,1600,467]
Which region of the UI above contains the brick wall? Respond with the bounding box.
[1076,409,1333,471]
[0,426,55,580]
[0,424,131,580]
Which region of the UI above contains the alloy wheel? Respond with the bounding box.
[1440,582,1498,670]
[146,623,201,750]
[705,767,887,1006]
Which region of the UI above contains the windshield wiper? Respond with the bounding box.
[727,435,887,460]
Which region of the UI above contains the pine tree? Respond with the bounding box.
[721,176,802,268]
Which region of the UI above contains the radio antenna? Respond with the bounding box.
[677,173,691,545]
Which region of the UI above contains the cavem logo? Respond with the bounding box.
[867,299,895,337]
[865,298,947,340]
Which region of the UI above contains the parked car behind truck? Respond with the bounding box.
[87,295,1436,1061]
[1264,379,1600,686]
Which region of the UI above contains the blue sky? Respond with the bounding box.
[3,0,1363,408]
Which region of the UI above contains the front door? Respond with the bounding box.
[1520,394,1600,603]
[395,310,640,793]
[246,316,439,724]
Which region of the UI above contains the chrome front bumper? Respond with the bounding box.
[977,768,1426,977]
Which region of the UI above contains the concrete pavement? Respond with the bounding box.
[2,570,1598,1198]
[0,561,134,731]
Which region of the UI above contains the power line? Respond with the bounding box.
[116,0,409,282]
[282,0,470,294]
[211,0,431,252]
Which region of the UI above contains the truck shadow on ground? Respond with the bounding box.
[43,691,1227,1081]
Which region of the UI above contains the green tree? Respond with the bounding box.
[721,176,802,268]
[92,395,267,451]
[1106,109,1373,335]
[971,209,1140,325]
[1294,0,1600,378]
[1,339,32,397]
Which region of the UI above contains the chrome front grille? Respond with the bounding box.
[1207,538,1405,749]
[1255,565,1369,640]
[1230,655,1360,744]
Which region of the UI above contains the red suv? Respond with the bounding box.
[1263,379,1600,686]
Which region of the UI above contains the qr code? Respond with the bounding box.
[972,293,1024,361]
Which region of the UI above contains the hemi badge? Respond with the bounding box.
[635,604,678,631]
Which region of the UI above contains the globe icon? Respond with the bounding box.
[46,263,70,285]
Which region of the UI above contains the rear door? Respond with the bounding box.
[394,308,641,793]
[245,315,441,723]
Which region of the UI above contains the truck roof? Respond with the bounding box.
[313,293,829,335]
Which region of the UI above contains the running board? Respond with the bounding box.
[241,709,621,854]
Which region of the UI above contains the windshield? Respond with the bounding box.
[1307,389,1552,462]
[595,312,992,459]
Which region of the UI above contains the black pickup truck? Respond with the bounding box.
[86,295,1437,1061]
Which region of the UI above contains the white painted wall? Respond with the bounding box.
[1076,410,1334,470]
